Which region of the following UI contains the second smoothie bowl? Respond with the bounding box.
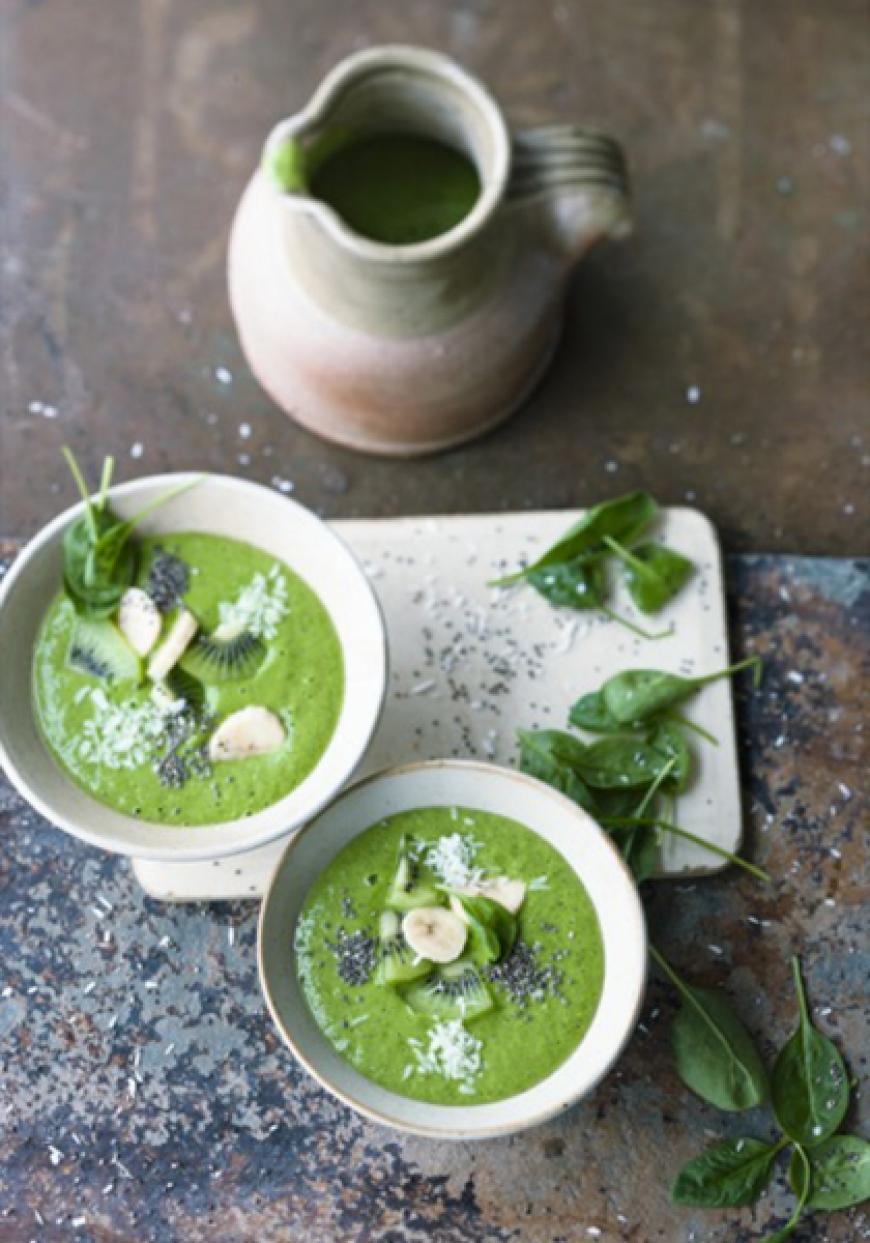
[0,468,386,860]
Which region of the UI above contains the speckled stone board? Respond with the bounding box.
[134,507,740,902]
[0,546,867,1243]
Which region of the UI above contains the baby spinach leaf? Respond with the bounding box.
[772,957,849,1148]
[490,491,658,586]
[526,554,607,611]
[569,690,622,734]
[766,1144,810,1243]
[604,536,694,613]
[601,655,763,725]
[671,1137,782,1207]
[516,729,597,813]
[791,1135,870,1210]
[453,894,516,962]
[648,719,692,793]
[573,736,669,789]
[609,822,659,884]
[650,945,769,1112]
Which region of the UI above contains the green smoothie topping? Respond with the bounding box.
[295,807,604,1104]
[33,456,344,823]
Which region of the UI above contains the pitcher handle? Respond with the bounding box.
[507,125,632,263]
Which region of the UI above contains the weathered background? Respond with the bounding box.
[1,1,868,1240]
[0,549,867,1242]
[1,0,868,550]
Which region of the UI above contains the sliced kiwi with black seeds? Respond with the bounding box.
[375,910,432,985]
[179,620,265,684]
[385,834,441,913]
[401,961,493,1022]
[67,618,142,684]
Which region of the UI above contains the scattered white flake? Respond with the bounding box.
[686,385,701,404]
[71,1216,86,1229]
[1,986,12,998]
[102,1182,114,1195]
[29,400,58,418]
[830,847,842,859]
[112,1155,133,1180]
[96,894,113,911]
[424,833,484,888]
[127,1077,137,1099]
[217,564,289,640]
[271,475,295,494]
[786,670,804,685]
[604,459,619,473]
[708,944,724,956]
[828,134,852,155]
[165,1043,175,1056]
[130,442,144,459]
[90,906,105,919]
[158,935,172,948]
[818,1006,833,1018]
[215,365,233,384]
[587,1230,602,1238]
[34,1209,45,1226]
[402,1064,413,1080]
[82,981,96,995]
[227,925,235,946]
[773,734,786,749]
[824,898,836,907]
[48,1145,64,1166]
[843,502,855,515]
[410,679,436,695]
[78,692,166,770]
[408,1019,482,1090]
[838,782,852,800]
[528,875,550,891]
[238,422,251,439]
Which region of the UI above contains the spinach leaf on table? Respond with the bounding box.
[771,957,849,1148]
[603,536,694,613]
[490,491,658,586]
[650,945,769,1112]
[791,1135,870,1210]
[671,1136,783,1207]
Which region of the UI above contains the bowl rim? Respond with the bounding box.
[258,757,648,1139]
[0,472,388,861]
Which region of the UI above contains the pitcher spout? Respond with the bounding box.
[508,126,632,265]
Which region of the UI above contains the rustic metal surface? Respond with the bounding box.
[0,545,866,1242]
[1,0,868,552]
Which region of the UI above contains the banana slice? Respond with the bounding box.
[147,609,198,682]
[402,906,467,964]
[208,706,285,762]
[455,877,526,915]
[118,588,162,657]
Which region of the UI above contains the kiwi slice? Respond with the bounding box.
[179,620,265,684]
[401,962,493,1022]
[375,910,431,985]
[67,618,142,684]
[385,835,441,913]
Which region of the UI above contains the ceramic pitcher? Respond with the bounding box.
[228,45,631,457]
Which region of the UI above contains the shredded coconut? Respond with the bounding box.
[407,1019,482,1090]
[424,833,484,888]
[217,564,289,640]
[77,691,166,769]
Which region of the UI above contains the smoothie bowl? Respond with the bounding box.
[258,760,647,1138]
[0,468,386,860]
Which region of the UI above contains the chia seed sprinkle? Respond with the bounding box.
[326,928,377,987]
[486,939,564,1007]
[145,549,190,612]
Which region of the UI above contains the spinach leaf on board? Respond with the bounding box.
[766,1145,810,1243]
[600,655,763,725]
[491,491,658,585]
[526,554,606,611]
[771,957,849,1148]
[603,536,694,613]
[651,946,769,1112]
[670,1137,783,1208]
[568,690,623,734]
[790,1135,870,1210]
[648,719,692,793]
[608,823,659,884]
[516,730,597,813]
[573,736,671,789]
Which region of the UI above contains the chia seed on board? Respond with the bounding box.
[326,928,377,987]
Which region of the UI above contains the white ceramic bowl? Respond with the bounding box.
[258,760,647,1139]
[0,474,386,861]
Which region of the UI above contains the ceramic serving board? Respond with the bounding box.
[132,507,741,901]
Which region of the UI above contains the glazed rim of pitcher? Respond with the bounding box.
[262,45,511,263]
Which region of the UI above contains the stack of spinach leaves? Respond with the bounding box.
[490,490,694,639]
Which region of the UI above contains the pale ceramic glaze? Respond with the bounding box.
[258,760,647,1139]
[0,475,387,861]
[229,45,632,457]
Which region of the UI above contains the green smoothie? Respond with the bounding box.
[296,807,604,1104]
[32,532,344,825]
[309,133,480,245]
